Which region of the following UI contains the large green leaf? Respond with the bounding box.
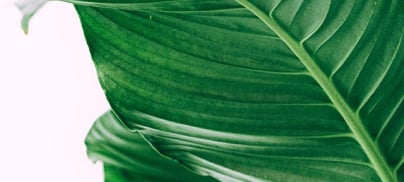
[86,110,217,181]
[19,0,403,181]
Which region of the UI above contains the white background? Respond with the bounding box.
[0,1,107,181]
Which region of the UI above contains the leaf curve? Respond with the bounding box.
[86,110,217,181]
[71,0,403,181]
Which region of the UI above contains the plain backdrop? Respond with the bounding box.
[0,1,108,181]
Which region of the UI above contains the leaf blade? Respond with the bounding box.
[233,1,398,181]
[86,110,218,181]
[16,0,402,181]
[73,1,403,181]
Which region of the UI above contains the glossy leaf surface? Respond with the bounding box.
[73,0,403,181]
[17,0,404,181]
[86,111,217,181]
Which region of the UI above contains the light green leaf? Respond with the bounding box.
[14,0,47,34]
[18,0,403,181]
[86,110,217,181]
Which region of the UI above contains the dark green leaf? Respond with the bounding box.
[86,110,217,181]
[18,0,404,181]
[75,1,403,181]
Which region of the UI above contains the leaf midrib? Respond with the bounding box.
[234,1,396,181]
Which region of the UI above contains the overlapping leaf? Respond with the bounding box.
[17,0,403,181]
[86,110,217,181]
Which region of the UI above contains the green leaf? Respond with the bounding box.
[74,1,403,181]
[86,110,217,181]
[18,0,403,181]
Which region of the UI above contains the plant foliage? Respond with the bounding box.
[18,0,403,181]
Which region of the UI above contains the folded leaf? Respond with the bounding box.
[86,110,217,181]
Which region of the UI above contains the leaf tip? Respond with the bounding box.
[21,15,30,35]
